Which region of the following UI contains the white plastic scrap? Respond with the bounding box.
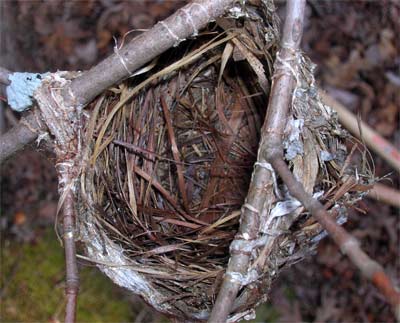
[6,72,48,112]
[262,191,324,232]
[320,150,334,161]
[226,269,259,287]
[228,2,248,19]
[227,309,256,323]
[241,269,259,286]
[80,220,166,310]
[284,118,304,160]
[230,235,270,254]
[243,310,257,321]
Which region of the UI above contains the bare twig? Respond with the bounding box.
[320,91,400,173]
[208,1,306,322]
[270,158,400,318]
[0,0,236,167]
[0,112,44,164]
[64,0,235,107]
[62,189,79,323]
[367,182,400,208]
[258,2,400,319]
[31,2,236,322]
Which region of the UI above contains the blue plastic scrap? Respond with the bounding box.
[6,72,47,112]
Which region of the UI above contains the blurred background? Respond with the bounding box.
[1,1,398,322]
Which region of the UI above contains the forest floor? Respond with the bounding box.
[1,1,398,322]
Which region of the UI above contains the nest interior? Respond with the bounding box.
[75,2,371,321]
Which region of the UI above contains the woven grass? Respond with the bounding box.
[76,2,372,321]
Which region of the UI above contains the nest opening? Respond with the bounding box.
[71,3,372,321]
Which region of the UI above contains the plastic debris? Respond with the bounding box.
[284,118,304,160]
[320,150,334,161]
[6,72,47,112]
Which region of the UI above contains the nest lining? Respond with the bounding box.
[82,41,271,319]
[70,2,373,321]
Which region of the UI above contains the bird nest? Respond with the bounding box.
[61,2,374,322]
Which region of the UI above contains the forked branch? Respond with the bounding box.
[210,0,399,321]
[2,1,238,322]
[208,1,307,322]
[263,0,400,319]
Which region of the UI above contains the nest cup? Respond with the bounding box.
[77,2,370,321]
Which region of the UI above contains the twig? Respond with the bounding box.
[367,182,400,208]
[320,91,400,173]
[34,73,82,323]
[270,158,400,318]
[208,1,306,322]
[259,3,400,320]
[64,0,236,107]
[0,112,44,164]
[0,0,236,167]
[62,189,79,323]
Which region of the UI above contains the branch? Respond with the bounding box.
[64,0,236,107]
[269,159,400,319]
[367,182,400,209]
[258,2,400,320]
[208,1,306,322]
[0,112,44,164]
[0,0,236,165]
[61,189,79,323]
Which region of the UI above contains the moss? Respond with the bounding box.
[247,303,280,323]
[1,229,135,322]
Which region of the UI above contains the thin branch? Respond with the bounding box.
[270,158,400,318]
[0,0,236,166]
[208,1,306,322]
[61,189,79,323]
[257,1,400,319]
[64,0,236,107]
[367,182,400,209]
[0,112,44,164]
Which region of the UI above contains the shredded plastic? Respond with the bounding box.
[6,72,47,112]
[284,118,304,160]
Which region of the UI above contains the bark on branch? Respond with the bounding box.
[4,1,237,322]
[210,0,399,321]
[63,0,236,107]
[208,1,307,322]
[0,112,44,163]
[62,189,79,323]
[0,0,236,164]
[261,0,400,319]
